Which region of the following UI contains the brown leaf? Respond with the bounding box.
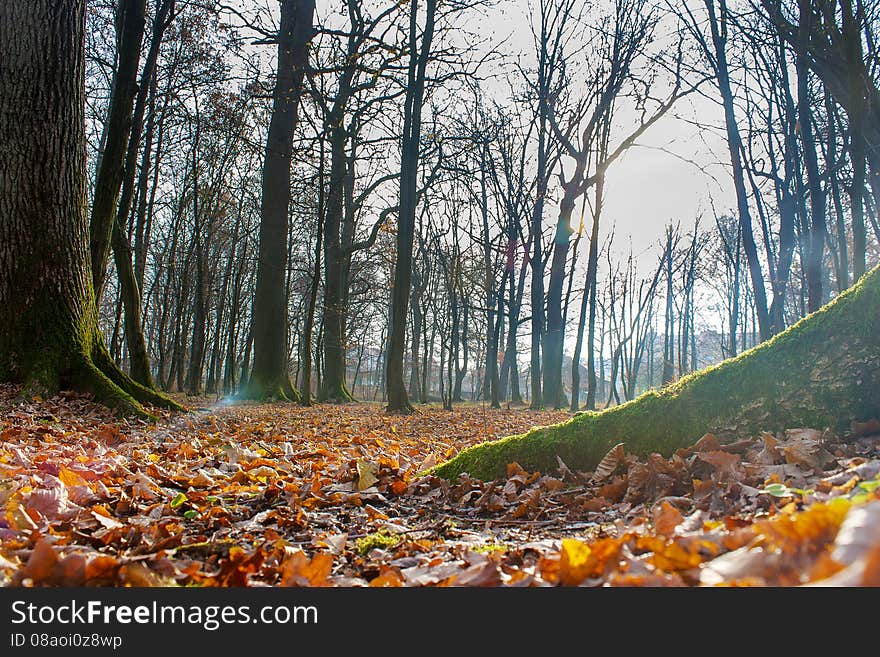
[451,561,502,586]
[751,432,783,465]
[597,476,628,502]
[683,433,722,455]
[653,501,684,538]
[626,454,684,503]
[19,539,59,584]
[24,478,80,520]
[356,460,379,491]
[700,547,779,586]
[556,455,576,480]
[697,450,742,480]
[402,561,462,586]
[591,443,625,484]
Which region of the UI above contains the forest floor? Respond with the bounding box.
[1,384,879,587]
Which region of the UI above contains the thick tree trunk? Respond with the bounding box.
[243,0,314,401]
[436,265,880,480]
[0,0,180,416]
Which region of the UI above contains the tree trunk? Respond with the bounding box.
[437,264,880,480]
[572,175,603,411]
[796,0,825,313]
[452,292,468,402]
[112,221,154,387]
[321,124,354,402]
[110,0,175,389]
[706,0,771,341]
[185,114,207,397]
[0,0,179,415]
[386,0,435,413]
[301,139,325,405]
[88,0,146,302]
[244,0,314,401]
[408,269,424,402]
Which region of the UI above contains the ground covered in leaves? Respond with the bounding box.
[1,384,879,587]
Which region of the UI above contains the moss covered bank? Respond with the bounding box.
[435,266,880,480]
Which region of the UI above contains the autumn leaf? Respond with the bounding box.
[280,550,333,587]
[1,385,877,588]
[369,567,404,587]
[356,460,379,491]
[559,538,593,586]
[653,501,684,538]
[591,442,625,484]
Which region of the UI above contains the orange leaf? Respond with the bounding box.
[369,568,404,587]
[653,501,684,538]
[280,550,333,587]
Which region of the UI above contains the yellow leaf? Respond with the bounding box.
[559,538,592,586]
[356,460,378,491]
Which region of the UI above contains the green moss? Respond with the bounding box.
[436,266,880,481]
[355,530,401,555]
[319,377,356,404]
[472,543,508,554]
[237,374,300,404]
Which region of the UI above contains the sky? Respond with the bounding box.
[480,0,738,262]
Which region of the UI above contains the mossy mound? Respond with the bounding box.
[435,266,880,480]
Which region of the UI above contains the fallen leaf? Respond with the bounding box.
[653,501,683,538]
[356,460,379,491]
[591,443,625,484]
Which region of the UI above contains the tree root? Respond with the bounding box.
[91,345,185,412]
[436,265,880,480]
[238,375,300,403]
[319,381,356,404]
[74,358,153,419]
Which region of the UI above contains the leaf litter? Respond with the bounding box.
[1,383,879,587]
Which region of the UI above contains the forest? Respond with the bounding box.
[0,0,879,589]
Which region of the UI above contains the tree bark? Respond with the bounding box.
[88,0,147,302]
[0,0,180,415]
[301,138,326,405]
[571,174,603,411]
[796,0,825,313]
[244,0,315,401]
[110,0,175,388]
[386,0,436,413]
[321,123,355,402]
